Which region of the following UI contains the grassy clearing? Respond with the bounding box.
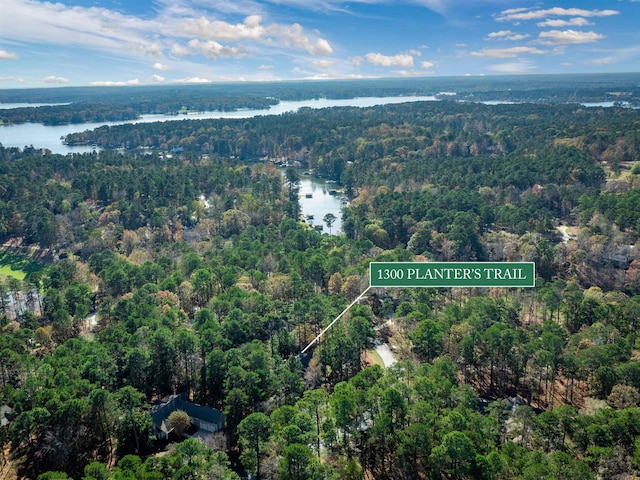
[366,349,385,369]
[0,264,26,280]
[0,249,44,281]
[604,160,640,180]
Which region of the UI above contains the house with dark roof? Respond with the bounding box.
[150,393,225,440]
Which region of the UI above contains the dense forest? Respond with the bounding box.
[0,80,640,479]
[1,73,639,126]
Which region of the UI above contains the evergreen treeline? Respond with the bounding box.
[0,93,639,479]
[2,73,638,126]
[36,100,640,289]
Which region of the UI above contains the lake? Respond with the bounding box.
[0,102,71,109]
[580,101,634,108]
[0,95,437,154]
[296,173,346,234]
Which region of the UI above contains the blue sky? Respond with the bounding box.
[0,0,638,88]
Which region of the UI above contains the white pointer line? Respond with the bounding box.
[300,285,372,355]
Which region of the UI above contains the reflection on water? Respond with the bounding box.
[0,102,71,109]
[297,174,346,235]
[0,122,102,153]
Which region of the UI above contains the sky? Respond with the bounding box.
[0,0,639,88]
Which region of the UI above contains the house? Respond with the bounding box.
[608,252,631,269]
[150,393,225,440]
[1,404,13,428]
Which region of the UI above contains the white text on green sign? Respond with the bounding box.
[370,262,535,288]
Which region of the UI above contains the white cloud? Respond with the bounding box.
[537,30,605,45]
[365,52,414,67]
[89,79,140,86]
[497,7,528,16]
[170,44,193,57]
[394,69,429,76]
[487,60,537,74]
[0,76,24,82]
[258,64,273,70]
[310,59,336,68]
[536,18,593,28]
[271,23,333,55]
[174,77,212,83]
[152,62,171,71]
[470,46,546,58]
[302,73,375,80]
[0,0,334,74]
[311,38,333,55]
[188,39,248,59]
[178,14,333,56]
[0,0,163,57]
[0,50,18,60]
[157,0,264,16]
[405,0,448,15]
[178,15,265,41]
[241,0,431,15]
[150,74,165,82]
[588,57,615,65]
[129,41,163,57]
[420,61,436,69]
[43,75,70,84]
[217,75,249,82]
[486,30,530,41]
[497,7,619,22]
[585,44,640,66]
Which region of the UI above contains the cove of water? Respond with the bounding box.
[0,102,71,109]
[580,101,632,108]
[296,173,346,234]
